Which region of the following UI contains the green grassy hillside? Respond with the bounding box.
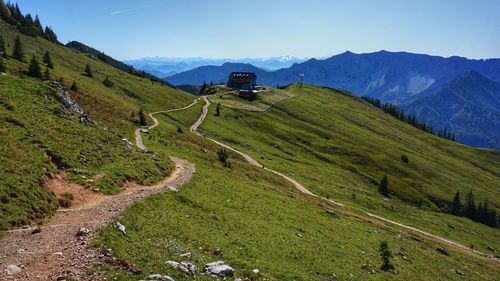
[0,21,192,230]
[93,93,499,280]
[201,85,500,250]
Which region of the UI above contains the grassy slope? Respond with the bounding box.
[199,85,500,251]
[0,22,192,230]
[94,104,499,281]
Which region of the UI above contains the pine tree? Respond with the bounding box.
[12,36,25,62]
[379,175,389,197]
[379,241,394,271]
[43,51,54,69]
[215,103,221,116]
[83,63,93,77]
[139,108,147,126]
[199,81,207,95]
[0,35,6,58]
[70,81,78,91]
[451,191,461,215]
[464,191,476,220]
[103,76,114,87]
[28,55,42,78]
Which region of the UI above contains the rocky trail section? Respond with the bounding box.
[1,98,199,280]
[0,157,194,280]
[190,95,497,262]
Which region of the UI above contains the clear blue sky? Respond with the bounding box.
[13,0,500,60]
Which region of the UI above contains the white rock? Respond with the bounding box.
[115,222,126,235]
[5,264,22,275]
[179,252,192,258]
[76,227,91,236]
[252,268,260,274]
[166,260,196,274]
[203,261,235,277]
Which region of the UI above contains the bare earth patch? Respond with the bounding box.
[0,157,195,280]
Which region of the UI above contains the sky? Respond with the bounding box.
[12,0,500,60]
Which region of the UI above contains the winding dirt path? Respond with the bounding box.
[1,100,201,280]
[135,99,199,150]
[0,157,194,280]
[190,96,497,261]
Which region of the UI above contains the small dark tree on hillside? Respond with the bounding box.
[139,108,147,126]
[400,154,409,163]
[464,191,476,220]
[199,81,207,95]
[103,76,114,87]
[0,35,6,58]
[379,175,389,197]
[215,103,221,116]
[70,81,78,91]
[43,51,54,69]
[217,149,230,167]
[97,52,107,63]
[451,191,461,215]
[379,241,394,271]
[83,63,93,77]
[13,36,25,62]
[28,55,42,78]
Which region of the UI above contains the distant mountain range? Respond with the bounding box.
[164,51,500,149]
[123,56,307,78]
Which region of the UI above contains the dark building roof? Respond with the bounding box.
[227,72,257,89]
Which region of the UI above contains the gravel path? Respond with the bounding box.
[190,95,497,261]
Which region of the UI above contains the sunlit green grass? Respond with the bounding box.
[94,109,499,281]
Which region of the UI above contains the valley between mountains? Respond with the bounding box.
[1,4,499,280]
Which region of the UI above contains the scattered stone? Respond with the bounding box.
[165,261,197,274]
[201,148,208,153]
[141,274,175,281]
[31,226,42,234]
[5,264,22,275]
[361,264,376,274]
[252,268,260,274]
[76,227,91,236]
[296,232,303,238]
[53,252,64,257]
[202,261,234,277]
[436,247,449,256]
[115,222,126,235]
[326,209,337,217]
[486,245,495,252]
[16,248,25,254]
[179,252,192,258]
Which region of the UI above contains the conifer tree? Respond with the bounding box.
[70,81,78,91]
[379,241,394,271]
[43,51,53,69]
[199,81,207,95]
[464,191,476,220]
[215,103,221,116]
[451,191,461,215]
[0,35,7,58]
[139,108,147,126]
[103,76,114,87]
[379,175,389,197]
[12,36,25,62]
[28,55,42,78]
[83,63,93,77]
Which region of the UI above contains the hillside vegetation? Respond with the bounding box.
[200,85,500,250]
[93,87,499,280]
[0,20,192,230]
